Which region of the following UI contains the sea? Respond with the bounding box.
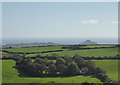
[1,38,119,45]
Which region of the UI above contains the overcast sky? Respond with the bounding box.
[2,2,118,39]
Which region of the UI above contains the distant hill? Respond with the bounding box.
[82,40,97,45]
[2,42,59,49]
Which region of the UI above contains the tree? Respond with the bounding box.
[35,63,47,74]
[84,60,96,74]
[96,67,106,75]
[46,60,54,66]
[84,60,95,67]
[25,62,37,76]
[34,58,46,65]
[64,56,73,64]
[16,59,29,69]
[87,65,96,75]
[56,64,67,74]
[73,54,84,62]
[48,64,56,74]
[11,54,24,61]
[35,54,41,57]
[66,63,80,75]
[97,73,110,82]
[73,54,85,68]
[55,58,66,66]
[26,58,32,63]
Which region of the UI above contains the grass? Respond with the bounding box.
[3,46,67,53]
[2,60,101,83]
[1,52,12,58]
[2,45,119,83]
[2,45,118,57]
[93,60,119,81]
[26,48,118,57]
[2,60,119,83]
[83,45,115,48]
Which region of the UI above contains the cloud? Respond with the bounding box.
[111,21,120,24]
[81,19,99,24]
[101,21,110,24]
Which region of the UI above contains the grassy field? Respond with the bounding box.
[2,59,119,83]
[3,46,67,53]
[84,45,115,48]
[2,45,119,83]
[2,45,118,57]
[2,60,101,83]
[26,48,118,57]
[93,60,119,81]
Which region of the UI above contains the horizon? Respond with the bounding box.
[2,37,118,45]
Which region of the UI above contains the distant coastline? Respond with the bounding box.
[1,38,118,49]
[2,38,118,45]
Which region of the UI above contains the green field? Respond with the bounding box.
[26,48,118,57]
[84,45,115,48]
[2,59,119,83]
[93,60,119,81]
[2,45,118,58]
[2,45,119,83]
[3,46,66,53]
[2,60,101,83]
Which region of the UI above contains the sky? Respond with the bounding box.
[2,2,118,39]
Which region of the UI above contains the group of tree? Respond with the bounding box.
[83,54,120,60]
[15,55,80,76]
[14,54,112,83]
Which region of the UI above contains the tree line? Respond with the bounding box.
[2,53,120,60]
[2,50,63,54]
[61,45,118,50]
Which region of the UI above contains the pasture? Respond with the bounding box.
[84,44,115,48]
[2,60,101,83]
[2,60,119,83]
[26,48,118,57]
[93,60,119,81]
[3,46,67,53]
[2,45,118,58]
[2,44,119,83]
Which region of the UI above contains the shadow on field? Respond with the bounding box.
[13,66,94,78]
[13,66,92,78]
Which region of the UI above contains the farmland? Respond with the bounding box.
[2,44,119,84]
[93,60,119,81]
[83,45,115,48]
[3,46,66,53]
[2,45,118,57]
[26,47,118,57]
[2,60,119,83]
[2,60,101,83]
